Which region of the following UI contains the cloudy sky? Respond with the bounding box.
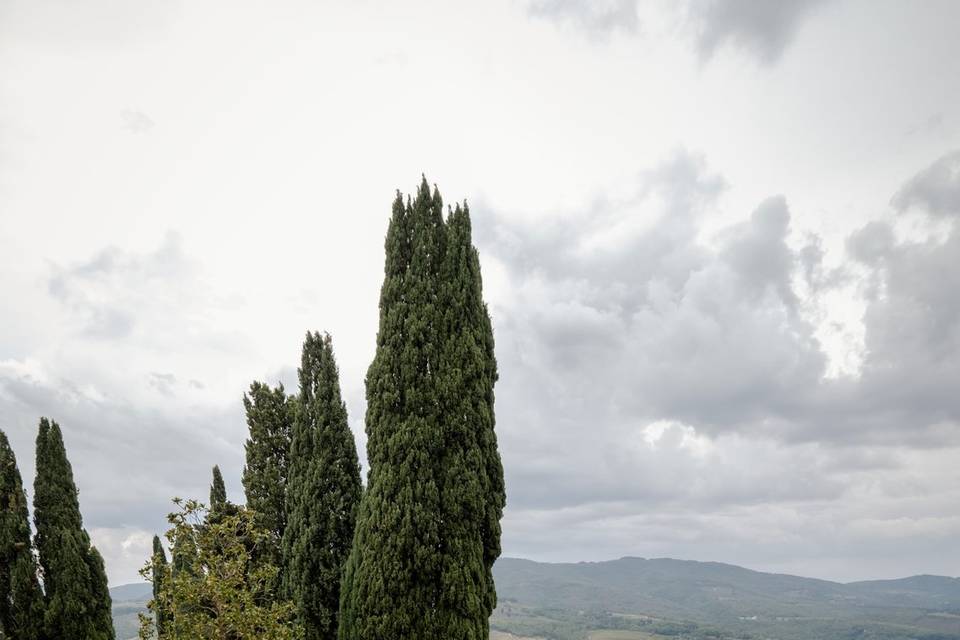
[2,0,959,586]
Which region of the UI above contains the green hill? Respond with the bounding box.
[110,582,152,640]
[110,558,960,640]
[491,557,960,640]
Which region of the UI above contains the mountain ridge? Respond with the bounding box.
[496,555,959,585]
[111,557,960,640]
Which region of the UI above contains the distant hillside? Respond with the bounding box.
[111,582,151,640]
[491,557,960,640]
[111,558,960,640]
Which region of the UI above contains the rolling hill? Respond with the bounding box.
[491,557,960,639]
[111,557,960,640]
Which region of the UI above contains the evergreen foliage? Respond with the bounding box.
[437,201,505,631]
[242,382,295,564]
[282,332,361,640]
[339,179,504,640]
[0,430,45,640]
[33,418,115,640]
[140,499,301,640]
[151,534,169,637]
[209,465,227,515]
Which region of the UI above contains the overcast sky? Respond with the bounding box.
[2,0,959,586]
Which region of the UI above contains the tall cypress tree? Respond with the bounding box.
[341,178,503,640]
[33,418,114,640]
[151,534,169,637]
[282,332,362,640]
[0,430,45,640]
[435,201,505,634]
[242,382,295,559]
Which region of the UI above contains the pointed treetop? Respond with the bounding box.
[0,427,45,640]
[36,417,51,460]
[209,465,226,512]
[152,534,166,560]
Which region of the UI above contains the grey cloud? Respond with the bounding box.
[847,221,895,265]
[905,113,945,138]
[479,152,825,439]
[891,149,960,217]
[2,233,270,583]
[527,0,639,38]
[524,0,827,63]
[476,150,960,576]
[47,232,193,340]
[0,365,244,534]
[148,372,177,397]
[852,223,960,424]
[720,195,799,312]
[688,0,828,64]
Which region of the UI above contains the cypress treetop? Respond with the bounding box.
[209,465,227,514]
[33,418,115,640]
[0,430,45,640]
[242,381,295,552]
[282,331,361,640]
[340,179,504,640]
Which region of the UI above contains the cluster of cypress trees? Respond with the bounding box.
[147,177,504,640]
[0,419,115,640]
[234,331,363,639]
[6,178,503,640]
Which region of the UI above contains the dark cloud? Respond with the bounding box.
[687,0,828,64]
[891,149,960,217]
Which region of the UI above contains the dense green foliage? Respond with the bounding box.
[438,201,505,629]
[33,418,115,640]
[242,381,295,569]
[340,179,504,640]
[140,499,301,640]
[0,430,45,640]
[282,332,362,640]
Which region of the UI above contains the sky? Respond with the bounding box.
[1,0,959,586]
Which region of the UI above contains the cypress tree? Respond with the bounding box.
[282,332,362,640]
[151,534,169,637]
[435,201,505,634]
[33,418,114,640]
[242,382,295,558]
[0,430,45,640]
[86,546,114,637]
[339,180,504,640]
[209,465,227,514]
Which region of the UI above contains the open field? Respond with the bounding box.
[491,632,542,640]
[588,631,663,640]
